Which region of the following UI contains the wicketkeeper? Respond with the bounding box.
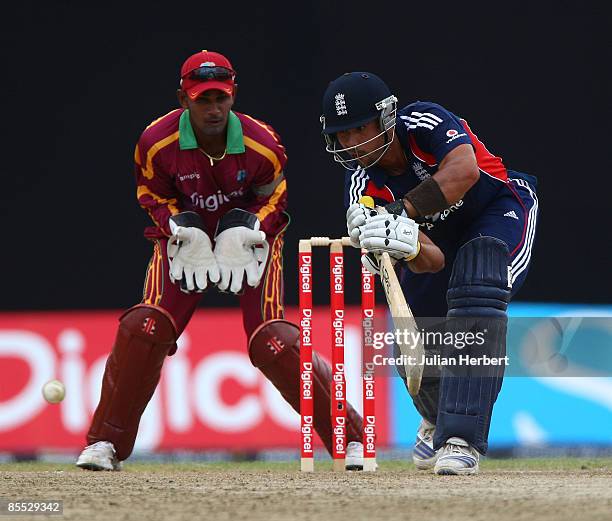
[76,51,366,471]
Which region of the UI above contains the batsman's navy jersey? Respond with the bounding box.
[343,100,539,315]
[344,101,537,243]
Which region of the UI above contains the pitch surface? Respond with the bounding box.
[2,459,611,521]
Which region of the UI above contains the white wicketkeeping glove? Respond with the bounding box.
[346,202,377,248]
[214,209,270,294]
[359,213,421,260]
[167,213,220,293]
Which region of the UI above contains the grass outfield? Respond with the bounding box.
[3,457,612,472]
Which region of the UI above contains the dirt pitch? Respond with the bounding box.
[1,459,611,521]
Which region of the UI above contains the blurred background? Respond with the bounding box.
[0,1,610,459]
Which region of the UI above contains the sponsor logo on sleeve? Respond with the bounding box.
[445,128,468,144]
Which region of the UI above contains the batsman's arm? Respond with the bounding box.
[406,231,445,274]
[402,144,479,217]
[429,143,479,204]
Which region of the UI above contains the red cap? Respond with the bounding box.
[180,50,235,100]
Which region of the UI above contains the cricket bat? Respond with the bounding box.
[359,196,423,396]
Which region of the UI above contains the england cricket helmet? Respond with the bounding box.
[320,72,398,170]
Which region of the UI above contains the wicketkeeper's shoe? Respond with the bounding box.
[76,441,122,471]
[345,441,377,471]
[434,437,480,475]
[413,418,438,470]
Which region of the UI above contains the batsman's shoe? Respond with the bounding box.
[76,441,122,471]
[413,418,438,470]
[345,441,376,471]
[434,437,479,475]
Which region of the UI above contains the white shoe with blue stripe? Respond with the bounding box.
[434,437,480,475]
[412,419,438,470]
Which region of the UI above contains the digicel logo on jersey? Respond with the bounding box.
[190,189,245,212]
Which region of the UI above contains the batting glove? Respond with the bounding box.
[359,213,421,261]
[346,202,378,248]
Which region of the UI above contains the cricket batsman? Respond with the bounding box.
[76,51,366,470]
[320,72,538,474]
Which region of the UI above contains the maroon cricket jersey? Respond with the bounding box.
[134,108,288,239]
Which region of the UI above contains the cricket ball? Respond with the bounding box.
[42,379,65,404]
